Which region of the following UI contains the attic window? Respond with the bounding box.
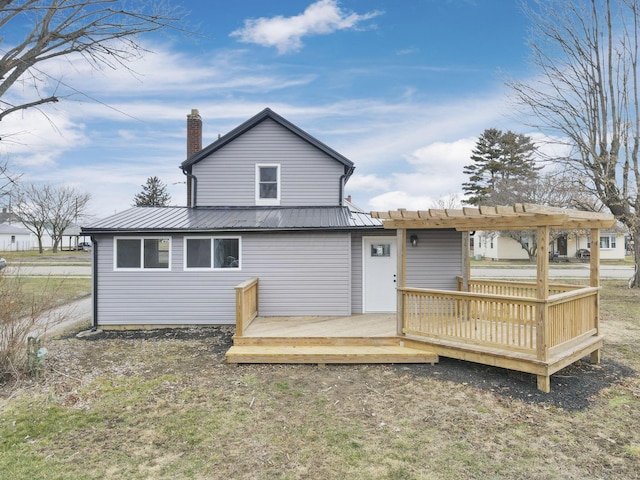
[256,164,280,205]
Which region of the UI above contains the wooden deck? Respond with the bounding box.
[240,313,396,338]
[229,276,605,392]
[227,313,438,364]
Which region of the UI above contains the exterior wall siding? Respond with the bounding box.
[193,119,344,207]
[94,231,352,326]
[406,229,462,290]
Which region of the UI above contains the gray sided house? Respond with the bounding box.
[82,108,464,328]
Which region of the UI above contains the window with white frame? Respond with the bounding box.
[256,164,280,205]
[184,237,241,270]
[115,237,171,270]
[600,235,617,249]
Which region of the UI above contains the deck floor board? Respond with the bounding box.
[243,313,396,338]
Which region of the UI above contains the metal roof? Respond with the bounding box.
[81,206,382,234]
[180,108,355,181]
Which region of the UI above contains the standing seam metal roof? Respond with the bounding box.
[81,206,382,234]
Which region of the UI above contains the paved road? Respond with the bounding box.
[472,264,633,279]
[31,296,93,338]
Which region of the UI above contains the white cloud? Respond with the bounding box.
[346,173,391,191]
[0,109,88,167]
[367,190,436,212]
[230,0,382,54]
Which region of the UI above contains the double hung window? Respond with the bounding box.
[599,235,616,249]
[256,164,280,205]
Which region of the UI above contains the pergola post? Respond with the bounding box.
[536,225,551,392]
[590,228,601,364]
[462,232,470,291]
[396,228,407,336]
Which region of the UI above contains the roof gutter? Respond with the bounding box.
[339,165,355,206]
[181,168,198,208]
[90,236,98,330]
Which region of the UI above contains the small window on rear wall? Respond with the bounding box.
[185,237,241,270]
[115,237,171,270]
[256,164,280,205]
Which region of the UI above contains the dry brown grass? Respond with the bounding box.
[0,281,638,479]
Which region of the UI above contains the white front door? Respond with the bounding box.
[363,237,397,312]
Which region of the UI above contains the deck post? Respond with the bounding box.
[535,226,551,392]
[590,228,601,364]
[462,232,470,292]
[396,228,407,336]
[536,226,550,363]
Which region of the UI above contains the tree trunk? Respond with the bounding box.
[37,236,43,254]
[631,225,640,288]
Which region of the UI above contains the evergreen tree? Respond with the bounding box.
[462,129,540,205]
[133,176,171,207]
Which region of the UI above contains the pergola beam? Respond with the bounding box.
[371,203,617,232]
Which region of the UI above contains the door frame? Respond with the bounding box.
[362,235,397,313]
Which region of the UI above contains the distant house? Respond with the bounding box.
[474,229,627,261]
[0,223,32,251]
[81,108,464,328]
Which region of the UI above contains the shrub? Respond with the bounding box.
[0,270,66,381]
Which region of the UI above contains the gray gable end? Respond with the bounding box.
[180,108,355,180]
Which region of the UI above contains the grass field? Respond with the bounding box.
[0,281,638,479]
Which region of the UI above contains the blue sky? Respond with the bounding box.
[0,0,537,218]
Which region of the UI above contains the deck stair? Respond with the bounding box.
[226,337,438,365]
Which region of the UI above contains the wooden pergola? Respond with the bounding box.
[371,203,617,392]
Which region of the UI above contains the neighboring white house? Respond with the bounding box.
[474,229,627,261]
[0,223,33,251]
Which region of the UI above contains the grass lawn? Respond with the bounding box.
[0,281,638,479]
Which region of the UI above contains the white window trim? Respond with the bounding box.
[600,235,617,250]
[114,236,172,271]
[183,236,242,271]
[255,164,281,206]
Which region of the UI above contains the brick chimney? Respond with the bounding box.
[187,109,202,158]
[186,109,202,207]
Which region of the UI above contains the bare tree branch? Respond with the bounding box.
[0,0,185,122]
[510,0,640,286]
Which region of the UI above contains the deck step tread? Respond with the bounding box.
[226,344,438,364]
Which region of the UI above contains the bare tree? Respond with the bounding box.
[12,184,50,253]
[0,0,183,123]
[48,186,91,252]
[510,0,640,287]
[12,183,91,252]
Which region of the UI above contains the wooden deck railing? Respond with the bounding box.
[235,277,259,337]
[401,283,599,361]
[457,277,584,297]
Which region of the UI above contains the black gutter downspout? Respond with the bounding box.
[338,166,355,206]
[182,168,198,208]
[91,236,98,331]
[339,173,347,206]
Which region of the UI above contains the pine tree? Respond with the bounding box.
[462,129,539,205]
[133,176,172,207]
